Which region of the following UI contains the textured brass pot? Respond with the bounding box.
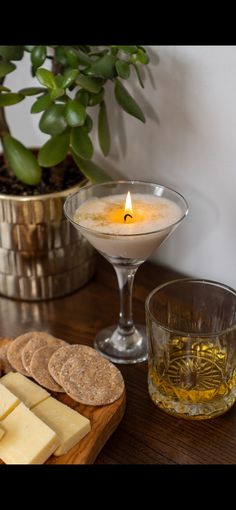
[0,181,95,300]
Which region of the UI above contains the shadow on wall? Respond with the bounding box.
[155,47,199,147]
[155,183,221,275]
[98,47,204,185]
[95,49,161,175]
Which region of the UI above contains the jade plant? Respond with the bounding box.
[0,45,150,190]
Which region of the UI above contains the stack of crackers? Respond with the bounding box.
[0,333,124,406]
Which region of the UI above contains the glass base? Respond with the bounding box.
[94,324,147,364]
[148,378,236,420]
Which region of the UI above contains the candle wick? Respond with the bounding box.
[124,213,133,221]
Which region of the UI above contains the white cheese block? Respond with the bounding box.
[0,424,5,441]
[32,396,91,456]
[0,372,50,408]
[0,383,20,420]
[0,403,60,464]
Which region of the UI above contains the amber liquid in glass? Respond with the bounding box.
[148,337,236,419]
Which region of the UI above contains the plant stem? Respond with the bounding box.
[0,77,11,172]
[0,76,10,139]
[0,107,10,171]
[0,107,10,137]
[0,73,10,168]
[52,49,61,75]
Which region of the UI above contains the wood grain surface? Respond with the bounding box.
[1,255,236,464]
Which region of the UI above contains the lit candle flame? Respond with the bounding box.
[124,191,133,221]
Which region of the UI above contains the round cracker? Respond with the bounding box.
[60,345,125,405]
[0,358,4,376]
[0,337,13,348]
[7,334,32,375]
[0,344,14,374]
[30,345,64,392]
[48,344,97,385]
[22,332,66,375]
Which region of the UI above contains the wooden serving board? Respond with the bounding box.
[46,390,125,464]
[0,338,126,465]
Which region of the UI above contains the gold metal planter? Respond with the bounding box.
[0,182,95,300]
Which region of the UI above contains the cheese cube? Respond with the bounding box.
[0,403,60,464]
[0,424,5,441]
[32,397,91,456]
[0,372,50,408]
[0,383,20,420]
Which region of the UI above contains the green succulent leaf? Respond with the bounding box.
[114,79,145,123]
[3,135,42,185]
[61,69,78,88]
[78,46,90,54]
[65,100,86,127]
[31,65,36,78]
[72,151,110,183]
[31,93,52,113]
[31,46,46,68]
[111,46,119,56]
[19,87,46,96]
[0,93,24,106]
[24,46,35,53]
[39,104,67,135]
[136,48,150,64]
[138,45,147,52]
[55,95,68,103]
[77,49,92,65]
[36,68,56,89]
[84,114,93,132]
[0,61,16,78]
[75,89,89,106]
[115,59,130,79]
[0,45,150,188]
[116,46,138,54]
[55,46,68,65]
[76,74,102,93]
[88,88,105,106]
[87,54,116,79]
[49,87,65,100]
[98,101,110,156]
[54,75,64,88]
[70,127,93,160]
[38,131,70,167]
[88,49,109,57]
[132,63,144,88]
[0,46,24,61]
[64,47,79,67]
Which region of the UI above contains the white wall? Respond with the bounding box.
[3,46,236,288]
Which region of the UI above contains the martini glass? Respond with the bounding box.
[64,181,188,364]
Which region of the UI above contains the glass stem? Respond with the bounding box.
[114,265,138,336]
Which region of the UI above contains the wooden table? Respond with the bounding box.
[0,255,235,465]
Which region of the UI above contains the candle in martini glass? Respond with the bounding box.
[64,180,188,364]
[74,191,183,260]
